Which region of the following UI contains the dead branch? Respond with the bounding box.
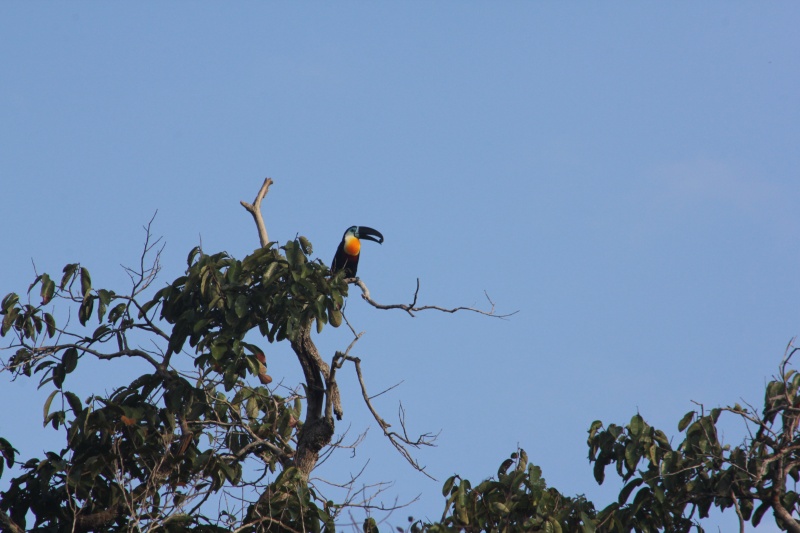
[315,425,368,468]
[312,461,418,526]
[335,350,437,479]
[353,278,517,319]
[121,211,164,297]
[240,178,274,248]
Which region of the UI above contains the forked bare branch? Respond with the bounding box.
[334,348,437,480]
[240,177,274,248]
[121,211,164,297]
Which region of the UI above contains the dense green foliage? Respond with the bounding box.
[2,234,800,532]
[0,239,345,531]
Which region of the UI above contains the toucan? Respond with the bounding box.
[330,226,384,278]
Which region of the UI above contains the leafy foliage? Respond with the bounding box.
[419,450,596,533]
[586,355,800,532]
[3,229,800,532]
[0,238,346,531]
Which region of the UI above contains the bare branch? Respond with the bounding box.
[240,178,274,248]
[353,278,516,319]
[20,343,165,376]
[117,211,165,305]
[731,488,746,533]
[369,381,404,401]
[315,425,367,468]
[337,351,437,479]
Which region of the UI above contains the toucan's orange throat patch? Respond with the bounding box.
[344,236,361,256]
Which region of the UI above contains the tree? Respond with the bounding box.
[2,180,800,532]
[0,179,502,532]
[411,343,800,532]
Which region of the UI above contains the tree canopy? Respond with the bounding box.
[1,181,799,532]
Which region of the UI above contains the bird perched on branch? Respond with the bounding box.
[330,226,384,278]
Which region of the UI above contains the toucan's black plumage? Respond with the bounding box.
[331,226,384,278]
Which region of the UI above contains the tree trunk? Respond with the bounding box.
[290,321,335,480]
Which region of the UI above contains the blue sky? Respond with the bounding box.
[2,3,799,530]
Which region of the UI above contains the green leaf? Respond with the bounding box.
[442,476,456,496]
[187,246,202,267]
[40,274,55,304]
[284,240,299,267]
[79,295,94,326]
[27,275,44,296]
[62,348,79,374]
[1,293,19,313]
[1,306,19,336]
[107,303,127,324]
[299,235,313,255]
[138,298,158,319]
[91,325,111,341]
[629,414,644,436]
[647,441,658,464]
[53,363,66,389]
[234,295,248,318]
[44,313,56,337]
[65,392,83,414]
[43,389,59,425]
[491,502,510,515]
[96,289,112,321]
[618,478,643,505]
[362,517,378,533]
[60,263,79,290]
[498,458,514,476]
[80,267,92,296]
[246,396,258,419]
[262,261,279,284]
[593,457,606,485]
[0,438,16,471]
[455,482,469,524]
[678,411,694,432]
[211,343,228,362]
[624,443,639,473]
[580,512,596,533]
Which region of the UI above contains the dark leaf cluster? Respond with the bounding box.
[147,241,347,391]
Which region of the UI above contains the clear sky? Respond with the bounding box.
[1,4,799,531]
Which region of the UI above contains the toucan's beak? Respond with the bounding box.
[357,226,384,244]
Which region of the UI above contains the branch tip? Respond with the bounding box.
[241,178,274,247]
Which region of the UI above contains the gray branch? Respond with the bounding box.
[240,177,273,248]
